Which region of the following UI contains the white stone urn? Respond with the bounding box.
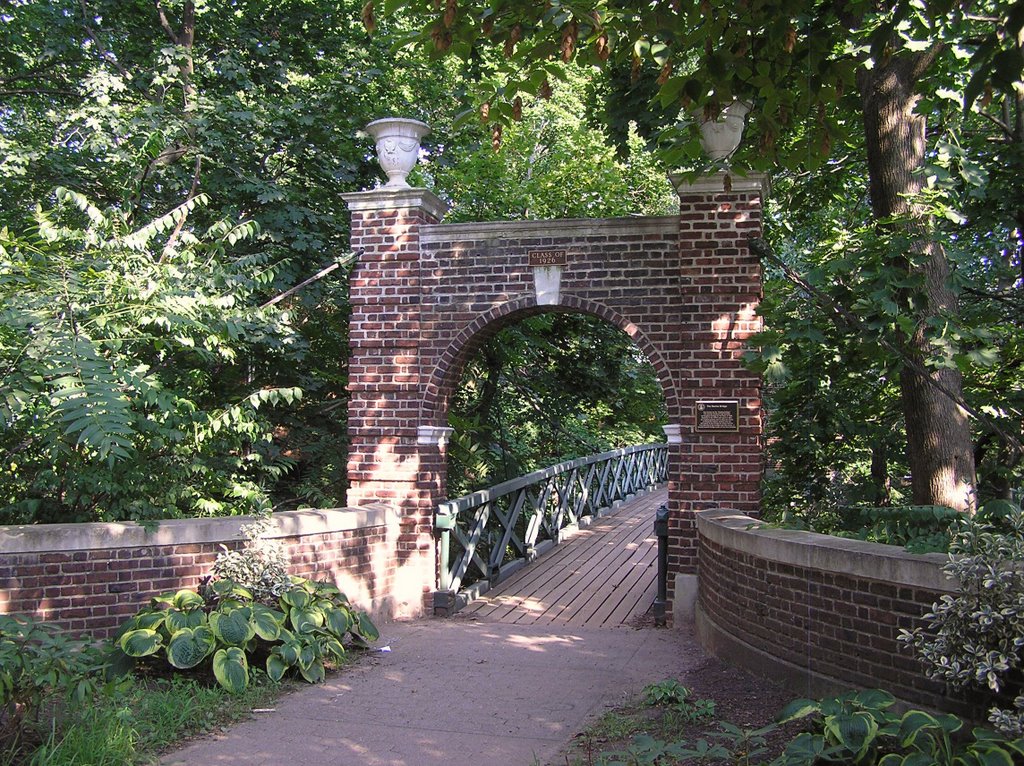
[365,117,431,189]
[694,100,751,161]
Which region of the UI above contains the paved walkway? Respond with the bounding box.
[165,489,713,766]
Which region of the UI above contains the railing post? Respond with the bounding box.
[653,503,670,626]
[433,505,457,616]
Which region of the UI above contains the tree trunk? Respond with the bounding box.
[869,441,891,506]
[859,53,977,511]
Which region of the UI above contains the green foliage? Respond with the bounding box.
[4,673,281,766]
[0,192,307,523]
[642,679,690,707]
[584,689,1024,765]
[899,501,1024,735]
[113,576,377,694]
[211,515,292,602]
[426,66,676,223]
[775,504,961,553]
[0,615,111,744]
[448,313,667,496]
[776,690,1024,765]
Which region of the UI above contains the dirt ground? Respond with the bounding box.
[556,621,804,765]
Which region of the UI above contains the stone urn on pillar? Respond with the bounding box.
[694,100,751,162]
[365,117,431,189]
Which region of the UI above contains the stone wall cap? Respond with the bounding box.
[697,508,955,592]
[670,171,769,196]
[342,187,449,220]
[0,506,399,554]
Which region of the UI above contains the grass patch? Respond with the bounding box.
[2,672,285,766]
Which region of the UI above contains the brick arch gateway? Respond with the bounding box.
[420,295,681,429]
[341,174,766,618]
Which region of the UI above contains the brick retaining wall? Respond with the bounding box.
[695,509,980,716]
[0,507,417,638]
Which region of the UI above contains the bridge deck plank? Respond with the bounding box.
[455,488,667,628]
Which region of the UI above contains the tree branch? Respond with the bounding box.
[154,0,180,43]
[0,88,79,98]
[749,236,1023,457]
[260,251,361,309]
[161,154,202,259]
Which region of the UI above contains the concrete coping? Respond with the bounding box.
[697,508,955,593]
[0,506,398,554]
[419,215,680,243]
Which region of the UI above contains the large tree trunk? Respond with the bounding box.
[859,53,977,511]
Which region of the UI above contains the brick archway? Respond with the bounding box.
[342,176,766,618]
[420,295,681,429]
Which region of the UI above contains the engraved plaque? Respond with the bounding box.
[528,249,568,266]
[696,399,740,432]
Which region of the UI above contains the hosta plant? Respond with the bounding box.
[776,689,1024,765]
[113,577,378,693]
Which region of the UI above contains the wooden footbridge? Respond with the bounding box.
[433,444,668,625]
[455,487,666,628]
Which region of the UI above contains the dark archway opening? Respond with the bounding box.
[445,311,668,499]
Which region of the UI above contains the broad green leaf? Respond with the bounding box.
[266,652,289,683]
[280,589,311,610]
[119,629,163,657]
[298,643,315,670]
[289,606,324,634]
[210,608,255,646]
[251,604,284,641]
[212,647,249,694]
[355,612,379,642]
[166,627,216,669]
[321,636,345,661]
[778,698,819,723]
[323,606,352,638]
[279,642,300,665]
[969,748,1014,766]
[298,658,325,684]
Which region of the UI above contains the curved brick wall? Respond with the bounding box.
[0,507,419,638]
[695,509,980,715]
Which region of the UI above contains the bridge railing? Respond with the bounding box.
[434,443,668,603]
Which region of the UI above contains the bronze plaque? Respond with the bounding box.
[528,249,568,266]
[696,399,740,432]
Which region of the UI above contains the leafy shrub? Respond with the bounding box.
[211,515,291,602]
[776,504,959,553]
[837,504,960,553]
[0,191,307,524]
[641,679,715,726]
[0,615,112,752]
[900,500,1024,735]
[113,577,378,693]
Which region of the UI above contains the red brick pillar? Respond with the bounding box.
[341,187,449,618]
[668,172,765,596]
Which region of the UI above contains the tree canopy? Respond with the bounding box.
[382,0,1024,511]
[0,0,674,522]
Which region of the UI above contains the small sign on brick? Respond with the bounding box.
[528,249,568,266]
[695,399,740,432]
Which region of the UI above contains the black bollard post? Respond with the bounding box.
[653,503,669,626]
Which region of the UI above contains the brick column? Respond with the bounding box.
[341,187,449,618]
[667,172,766,583]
